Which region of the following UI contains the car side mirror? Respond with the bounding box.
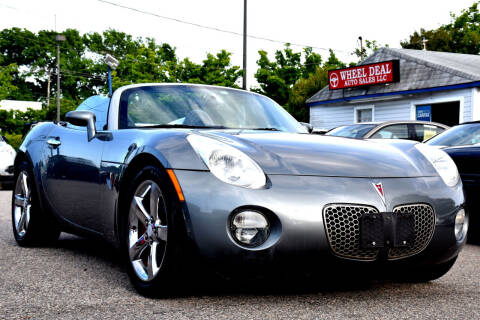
[300,122,313,133]
[65,110,97,141]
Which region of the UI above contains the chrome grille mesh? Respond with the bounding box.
[389,204,435,259]
[323,203,436,261]
[323,204,379,260]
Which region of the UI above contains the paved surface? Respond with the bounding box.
[1,190,479,319]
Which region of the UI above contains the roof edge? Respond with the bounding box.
[307,81,480,107]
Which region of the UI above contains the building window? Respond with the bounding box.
[354,106,374,123]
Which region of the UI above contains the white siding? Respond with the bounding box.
[310,88,474,129]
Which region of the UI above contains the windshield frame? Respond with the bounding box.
[116,84,307,133]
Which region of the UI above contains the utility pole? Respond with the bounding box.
[46,70,51,109]
[358,36,364,60]
[55,34,65,122]
[242,0,247,90]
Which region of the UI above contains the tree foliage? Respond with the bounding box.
[401,2,480,53]
[253,45,323,106]
[254,46,347,122]
[0,27,242,140]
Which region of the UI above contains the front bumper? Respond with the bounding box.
[175,170,466,268]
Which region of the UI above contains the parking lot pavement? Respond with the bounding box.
[1,190,480,320]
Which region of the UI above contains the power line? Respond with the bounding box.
[97,0,349,54]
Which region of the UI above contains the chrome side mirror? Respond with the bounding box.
[65,111,97,141]
[300,122,313,133]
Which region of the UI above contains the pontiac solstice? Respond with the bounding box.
[12,84,467,296]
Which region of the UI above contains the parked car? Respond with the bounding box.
[12,84,466,296]
[426,121,480,242]
[326,121,448,142]
[0,135,16,189]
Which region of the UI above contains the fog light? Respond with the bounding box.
[231,210,269,247]
[454,209,468,241]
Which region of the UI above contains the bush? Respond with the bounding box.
[3,133,23,150]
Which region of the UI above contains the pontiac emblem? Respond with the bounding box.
[373,182,386,204]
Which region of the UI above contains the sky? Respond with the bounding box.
[0,0,476,88]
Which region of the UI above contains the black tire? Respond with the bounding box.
[396,256,457,283]
[11,161,60,246]
[121,166,186,297]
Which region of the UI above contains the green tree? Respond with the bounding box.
[401,2,480,53]
[253,45,323,106]
[0,61,18,100]
[352,39,386,61]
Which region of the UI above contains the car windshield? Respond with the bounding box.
[426,123,480,147]
[325,124,377,138]
[119,85,307,133]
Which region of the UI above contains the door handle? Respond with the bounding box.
[47,138,61,147]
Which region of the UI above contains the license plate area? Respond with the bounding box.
[360,212,415,249]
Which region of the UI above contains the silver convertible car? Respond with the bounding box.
[12,84,467,296]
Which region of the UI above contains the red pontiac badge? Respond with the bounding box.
[373,182,386,204]
[328,60,400,90]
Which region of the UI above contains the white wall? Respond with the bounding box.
[310,88,474,129]
[0,100,42,112]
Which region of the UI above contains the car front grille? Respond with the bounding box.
[323,204,379,260]
[323,203,435,261]
[388,204,435,259]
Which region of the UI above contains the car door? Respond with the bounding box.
[43,123,105,233]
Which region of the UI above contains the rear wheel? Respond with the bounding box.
[12,161,60,246]
[122,166,184,297]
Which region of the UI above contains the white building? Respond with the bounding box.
[0,100,42,112]
[307,48,480,129]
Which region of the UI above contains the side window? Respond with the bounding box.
[371,124,409,139]
[414,124,445,142]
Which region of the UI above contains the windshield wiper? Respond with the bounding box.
[247,127,281,131]
[139,124,228,129]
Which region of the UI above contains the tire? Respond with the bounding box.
[396,256,457,283]
[121,165,185,297]
[11,161,60,246]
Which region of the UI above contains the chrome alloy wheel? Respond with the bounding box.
[128,180,168,282]
[13,171,31,238]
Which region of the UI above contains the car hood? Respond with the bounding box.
[199,131,437,178]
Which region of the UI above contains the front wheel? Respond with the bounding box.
[122,166,185,297]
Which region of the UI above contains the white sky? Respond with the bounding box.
[0,0,475,88]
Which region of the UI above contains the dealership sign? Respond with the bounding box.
[328,60,400,90]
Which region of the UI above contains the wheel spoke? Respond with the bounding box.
[21,173,29,198]
[147,241,158,280]
[17,210,27,233]
[14,194,25,207]
[150,183,160,221]
[134,196,151,224]
[25,205,31,227]
[129,233,148,260]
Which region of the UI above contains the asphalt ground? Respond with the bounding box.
[1,190,479,319]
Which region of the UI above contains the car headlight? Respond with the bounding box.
[415,143,459,187]
[187,134,266,189]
